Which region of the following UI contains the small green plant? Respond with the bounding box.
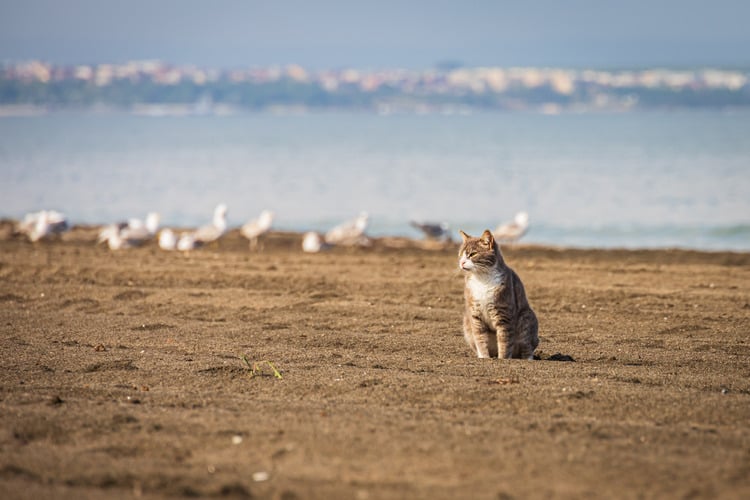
[241,355,283,379]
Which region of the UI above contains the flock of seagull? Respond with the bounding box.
[409,211,530,243]
[16,210,70,243]
[14,206,530,252]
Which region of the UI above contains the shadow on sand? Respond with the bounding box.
[536,352,576,362]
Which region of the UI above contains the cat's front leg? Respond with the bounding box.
[494,321,513,359]
[483,300,513,359]
[462,313,477,354]
[469,316,493,358]
[475,336,492,358]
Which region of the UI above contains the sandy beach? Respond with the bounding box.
[1,225,749,499]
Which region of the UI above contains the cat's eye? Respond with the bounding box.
[468,251,477,258]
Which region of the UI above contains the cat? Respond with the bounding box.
[458,229,539,359]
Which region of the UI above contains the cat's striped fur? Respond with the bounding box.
[458,229,539,359]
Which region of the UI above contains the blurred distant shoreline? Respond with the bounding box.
[3,219,749,253]
[2,60,750,115]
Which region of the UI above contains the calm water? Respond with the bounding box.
[1,111,749,250]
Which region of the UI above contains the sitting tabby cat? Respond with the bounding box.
[458,229,539,359]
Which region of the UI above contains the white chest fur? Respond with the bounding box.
[467,271,504,308]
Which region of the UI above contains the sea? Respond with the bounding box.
[1,110,749,251]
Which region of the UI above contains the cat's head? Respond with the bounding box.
[458,229,503,273]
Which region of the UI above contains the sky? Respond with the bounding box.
[1,0,749,69]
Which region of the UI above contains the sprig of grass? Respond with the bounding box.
[241,355,283,379]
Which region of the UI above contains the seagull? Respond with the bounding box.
[302,231,330,253]
[324,212,370,246]
[19,210,69,242]
[240,209,274,250]
[154,229,195,252]
[192,203,228,245]
[101,230,133,250]
[410,220,451,241]
[121,212,160,241]
[493,211,530,243]
[98,212,160,249]
[158,228,177,250]
[176,232,197,251]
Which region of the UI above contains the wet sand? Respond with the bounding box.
[1,226,749,499]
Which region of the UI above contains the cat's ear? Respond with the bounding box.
[480,229,495,249]
[459,230,471,242]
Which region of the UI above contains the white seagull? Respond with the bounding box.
[176,232,197,251]
[493,211,530,243]
[158,228,177,250]
[240,209,274,250]
[410,220,451,241]
[301,231,330,253]
[18,210,69,242]
[324,212,370,246]
[98,212,160,250]
[193,203,228,245]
